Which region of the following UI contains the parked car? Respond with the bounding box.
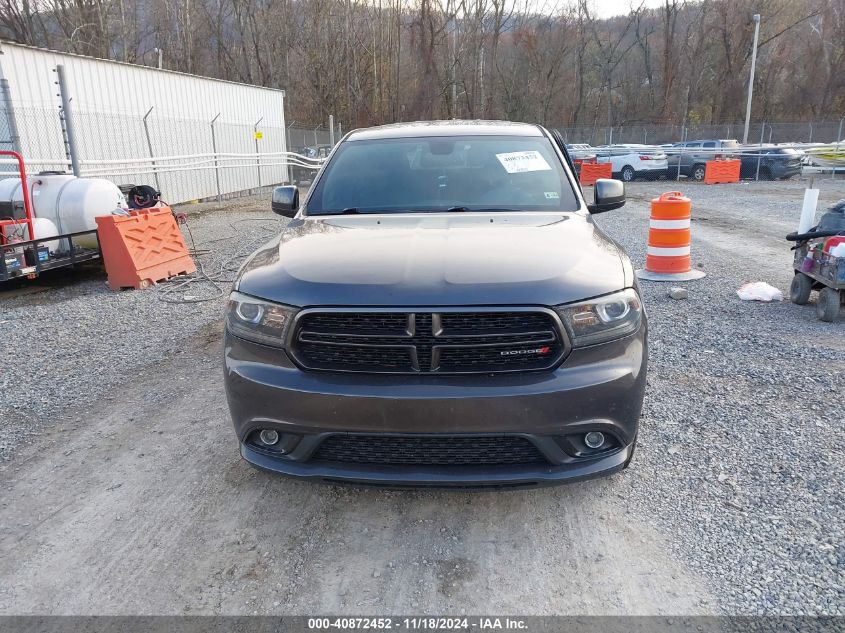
[594,144,668,182]
[739,146,803,180]
[666,139,741,181]
[224,120,647,488]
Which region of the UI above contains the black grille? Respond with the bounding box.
[293,309,565,374]
[440,312,552,333]
[312,435,549,465]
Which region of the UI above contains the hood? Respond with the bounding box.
[237,213,626,307]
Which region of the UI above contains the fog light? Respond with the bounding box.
[259,429,279,446]
[584,431,606,449]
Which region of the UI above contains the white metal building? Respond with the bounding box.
[0,41,288,203]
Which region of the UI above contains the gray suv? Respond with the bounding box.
[667,139,741,181]
[224,121,648,488]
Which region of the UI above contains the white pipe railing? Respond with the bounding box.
[0,151,325,179]
[77,151,324,165]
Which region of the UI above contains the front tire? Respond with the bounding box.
[789,273,813,305]
[621,166,635,182]
[816,287,841,322]
[692,164,706,181]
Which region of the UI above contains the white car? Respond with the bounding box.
[594,144,668,182]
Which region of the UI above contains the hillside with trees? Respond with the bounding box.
[1,0,842,131]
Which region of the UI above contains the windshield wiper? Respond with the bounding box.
[340,207,360,214]
[446,206,519,213]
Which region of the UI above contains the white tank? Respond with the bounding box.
[55,179,125,248]
[0,173,76,223]
[31,217,60,252]
[0,173,125,249]
[30,173,78,223]
[0,176,24,204]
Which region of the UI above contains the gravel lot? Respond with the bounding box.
[0,198,289,459]
[0,176,843,616]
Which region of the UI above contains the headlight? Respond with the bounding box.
[226,291,296,348]
[555,288,643,347]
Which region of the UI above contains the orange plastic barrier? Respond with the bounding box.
[579,162,612,186]
[636,192,705,281]
[703,159,740,185]
[96,207,196,290]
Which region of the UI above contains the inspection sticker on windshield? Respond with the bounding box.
[496,150,552,173]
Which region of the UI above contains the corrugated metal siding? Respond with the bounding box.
[0,41,287,203]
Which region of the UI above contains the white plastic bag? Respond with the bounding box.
[737,282,783,302]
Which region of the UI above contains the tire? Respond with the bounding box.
[692,164,706,181]
[621,165,635,182]
[789,273,813,305]
[816,287,841,322]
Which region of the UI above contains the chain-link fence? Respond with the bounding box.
[556,120,845,146]
[286,126,335,153]
[0,75,335,204]
[0,104,306,203]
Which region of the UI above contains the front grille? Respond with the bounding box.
[292,309,566,374]
[312,435,549,465]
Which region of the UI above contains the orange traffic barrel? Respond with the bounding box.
[636,192,705,281]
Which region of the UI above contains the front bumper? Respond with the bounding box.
[224,325,647,488]
[241,441,633,489]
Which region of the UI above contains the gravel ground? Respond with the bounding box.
[592,177,845,615]
[0,177,843,615]
[0,197,289,460]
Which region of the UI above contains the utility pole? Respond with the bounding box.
[55,65,81,177]
[451,15,458,118]
[478,47,485,118]
[606,68,613,146]
[742,14,761,145]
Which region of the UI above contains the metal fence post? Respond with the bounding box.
[755,123,766,181]
[254,117,263,189]
[55,65,81,177]
[676,126,687,182]
[0,79,22,154]
[142,107,161,192]
[286,120,295,185]
[211,113,222,201]
[329,114,335,147]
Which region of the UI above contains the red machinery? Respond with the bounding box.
[0,150,35,247]
[0,151,102,282]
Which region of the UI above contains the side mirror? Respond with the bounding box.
[271,186,299,217]
[588,178,625,213]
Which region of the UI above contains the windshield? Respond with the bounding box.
[306,135,579,215]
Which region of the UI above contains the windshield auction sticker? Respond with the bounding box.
[495,151,552,173]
